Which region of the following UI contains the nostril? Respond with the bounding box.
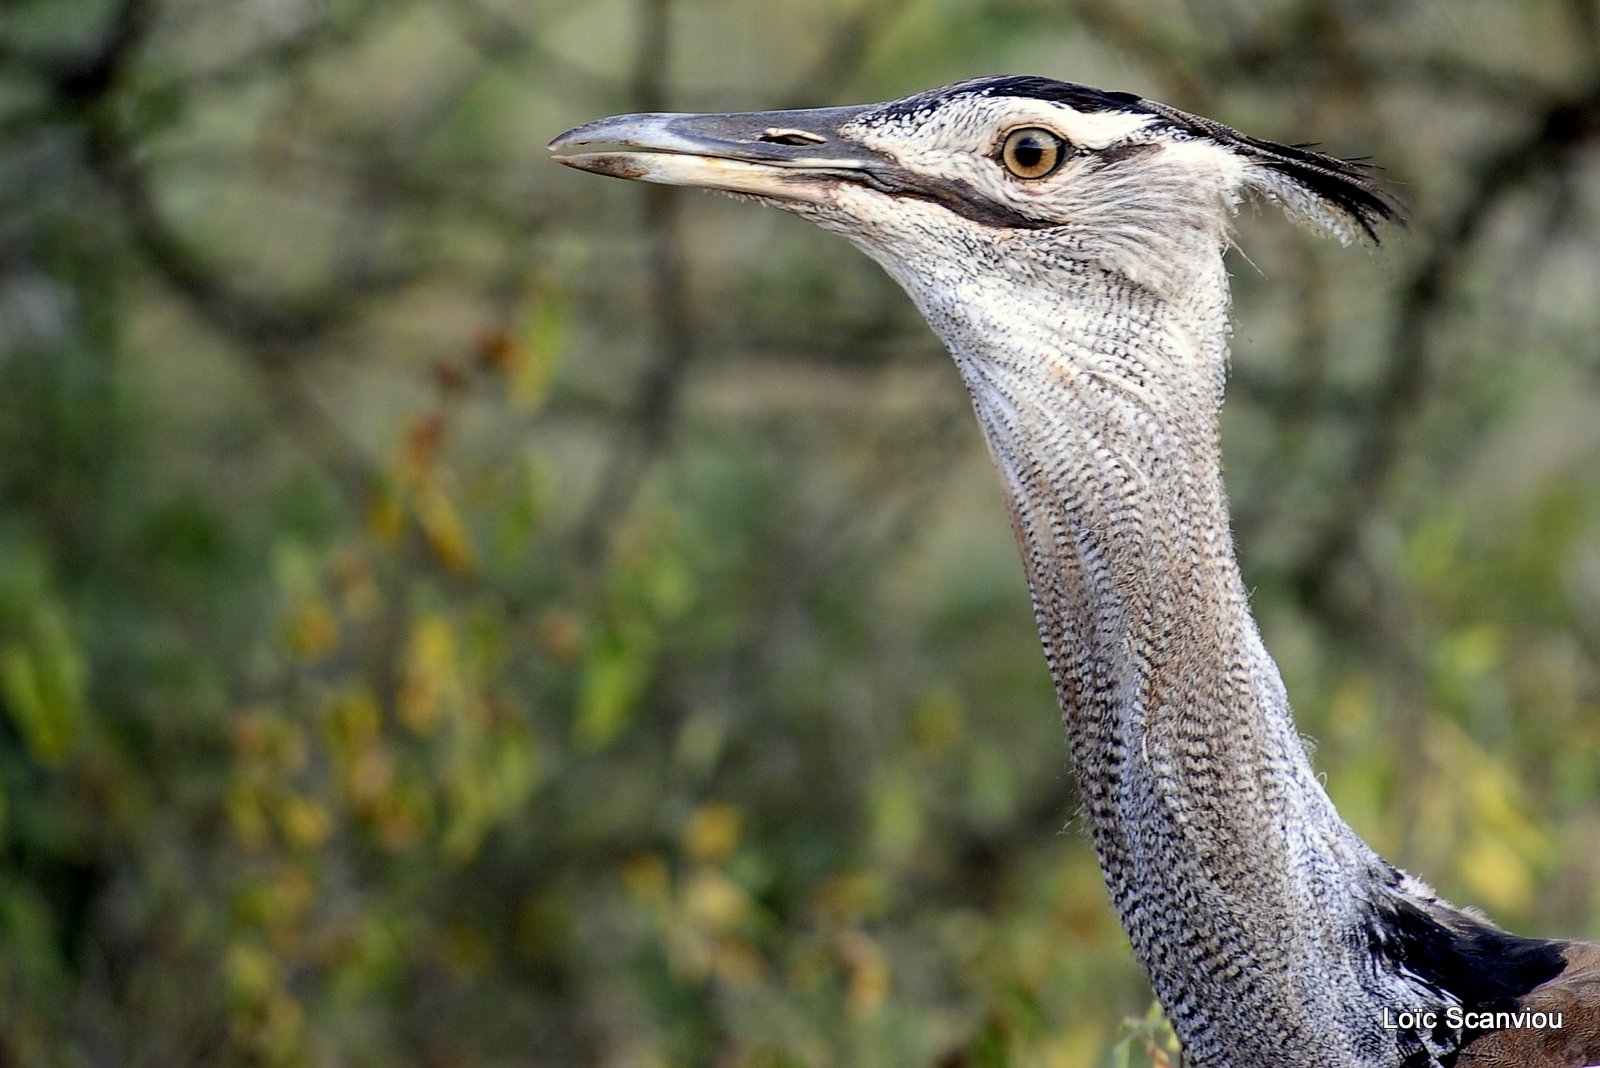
[757,127,826,146]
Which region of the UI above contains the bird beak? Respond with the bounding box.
[547,105,883,204]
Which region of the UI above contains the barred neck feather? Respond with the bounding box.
[880,233,1564,1068]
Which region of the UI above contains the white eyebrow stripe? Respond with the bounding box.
[1044,108,1158,149]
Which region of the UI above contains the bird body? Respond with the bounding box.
[551,76,1600,1068]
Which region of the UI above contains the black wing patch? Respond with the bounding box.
[1367,896,1569,1064]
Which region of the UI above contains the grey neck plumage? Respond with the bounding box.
[876,243,1469,1067]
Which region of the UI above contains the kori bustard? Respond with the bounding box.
[550,76,1600,1068]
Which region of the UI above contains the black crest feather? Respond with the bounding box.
[1137,97,1404,242]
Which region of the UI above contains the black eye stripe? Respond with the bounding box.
[853,166,1057,229]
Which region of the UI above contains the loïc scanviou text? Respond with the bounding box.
[1381,1008,1564,1031]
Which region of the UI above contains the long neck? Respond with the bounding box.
[891,250,1439,1067]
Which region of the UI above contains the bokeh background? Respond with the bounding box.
[3,0,1600,1065]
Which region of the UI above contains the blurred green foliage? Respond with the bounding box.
[2,0,1599,1065]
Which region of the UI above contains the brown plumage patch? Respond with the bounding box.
[1456,942,1600,1067]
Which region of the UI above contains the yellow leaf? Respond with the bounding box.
[438,922,493,978]
[573,638,646,750]
[330,549,382,621]
[402,414,447,478]
[514,277,566,410]
[225,942,278,1002]
[533,608,585,663]
[279,793,331,849]
[413,482,479,575]
[836,929,889,1019]
[711,935,767,989]
[442,768,490,861]
[250,988,305,1062]
[284,595,338,660]
[910,687,964,756]
[1035,1032,1105,1068]
[811,870,885,924]
[684,802,742,863]
[346,744,394,808]
[249,868,315,935]
[0,602,85,764]
[399,614,457,734]
[366,482,405,545]
[682,868,750,931]
[622,854,671,904]
[1448,623,1504,680]
[226,777,270,851]
[869,765,923,865]
[324,687,381,754]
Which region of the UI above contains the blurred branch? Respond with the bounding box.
[84,129,333,347]
[60,10,384,511]
[568,0,918,572]
[177,0,417,96]
[1230,245,1338,543]
[570,0,690,573]
[94,155,376,511]
[1291,77,1600,613]
[449,0,612,100]
[1075,0,1212,104]
[0,0,149,96]
[1358,52,1564,104]
[1566,0,1600,65]
[1087,0,1561,108]
[780,0,918,105]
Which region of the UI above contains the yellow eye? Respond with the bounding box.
[1000,127,1066,179]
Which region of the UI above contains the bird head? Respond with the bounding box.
[549,76,1398,299]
